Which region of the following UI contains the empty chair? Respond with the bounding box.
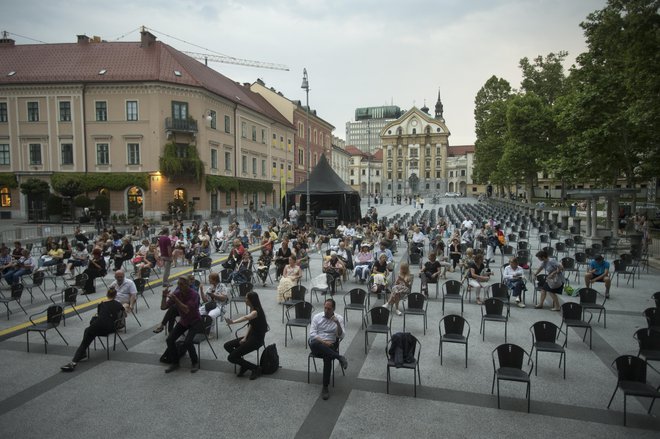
[529,321,566,379]
[554,242,567,258]
[439,314,470,368]
[613,259,635,288]
[386,332,421,397]
[480,298,508,342]
[643,307,660,332]
[193,256,213,282]
[489,283,511,317]
[541,247,555,259]
[192,315,218,368]
[281,284,306,324]
[561,257,580,283]
[560,302,593,349]
[402,293,428,335]
[0,283,27,319]
[491,343,533,412]
[634,328,660,366]
[285,301,314,348]
[538,234,549,250]
[607,355,660,426]
[564,238,576,254]
[132,278,150,312]
[26,305,68,354]
[532,274,547,305]
[343,288,367,329]
[49,287,83,326]
[364,306,392,354]
[20,271,46,303]
[578,287,607,328]
[441,280,464,315]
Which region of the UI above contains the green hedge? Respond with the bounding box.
[159,143,204,182]
[205,175,272,193]
[0,173,18,188]
[51,172,150,193]
[238,179,273,193]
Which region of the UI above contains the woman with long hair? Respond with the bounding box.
[383,262,412,315]
[224,291,268,380]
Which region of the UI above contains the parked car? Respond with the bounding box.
[444,192,461,198]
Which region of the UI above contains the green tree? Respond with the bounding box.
[473,76,512,191]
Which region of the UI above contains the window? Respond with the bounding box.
[95,101,107,121]
[397,172,402,179]
[412,128,416,135]
[221,115,230,133]
[209,110,216,129]
[436,171,441,178]
[313,129,317,144]
[211,149,218,170]
[0,102,7,122]
[261,159,266,176]
[29,143,42,165]
[241,122,247,138]
[361,169,365,176]
[298,122,304,138]
[0,144,9,165]
[376,170,380,176]
[59,101,71,122]
[387,149,392,158]
[350,169,354,176]
[126,101,138,121]
[261,129,266,144]
[226,191,232,205]
[298,148,304,165]
[211,192,218,213]
[461,170,466,176]
[171,101,187,120]
[224,152,231,171]
[288,139,292,151]
[313,153,317,166]
[0,187,10,207]
[252,157,257,174]
[426,159,431,168]
[388,172,392,180]
[387,162,392,170]
[61,143,73,165]
[425,171,430,179]
[449,171,453,177]
[436,147,441,155]
[425,147,430,156]
[127,143,140,165]
[242,155,247,173]
[436,158,441,167]
[28,102,39,122]
[251,125,257,141]
[96,143,109,165]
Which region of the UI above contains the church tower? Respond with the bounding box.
[434,88,444,121]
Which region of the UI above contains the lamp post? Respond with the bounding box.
[367,119,371,207]
[301,68,311,226]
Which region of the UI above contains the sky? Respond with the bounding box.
[2,0,606,145]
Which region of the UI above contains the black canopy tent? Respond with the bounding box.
[285,154,361,226]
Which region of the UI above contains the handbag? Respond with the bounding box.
[546,274,562,289]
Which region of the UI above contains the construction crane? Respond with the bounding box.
[183,51,289,71]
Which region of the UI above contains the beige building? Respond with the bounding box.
[0,31,294,220]
[331,135,350,183]
[346,146,383,198]
[380,104,450,197]
[446,145,476,195]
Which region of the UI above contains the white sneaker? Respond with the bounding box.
[395,310,402,316]
[515,297,521,303]
[517,302,526,308]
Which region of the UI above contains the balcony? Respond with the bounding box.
[165,117,198,134]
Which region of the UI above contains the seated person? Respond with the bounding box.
[3,249,35,285]
[112,237,134,271]
[109,270,137,313]
[274,239,292,280]
[383,262,412,315]
[228,251,253,284]
[308,299,348,400]
[60,287,126,372]
[584,254,612,298]
[82,247,107,295]
[336,241,353,274]
[420,252,443,296]
[224,291,268,380]
[323,251,345,296]
[370,253,390,294]
[502,257,527,307]
[277,256,301,303]
[40,242,65,268]
[353,243,373,282]
[256,249,273,286]
[198,272,229,332]
[66,242,89,277]
[223,239,245,271]
[374,241,394,271]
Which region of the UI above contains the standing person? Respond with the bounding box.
[502,257,526,308]
[161,277,203,373]
[467,254,492,305]
[224,292,268,380]
[383,262,413,315]
[309,299,348,400]
[288,205,299,225]
[158,228,174,287]
[60,287,125,372]
[533,250,564,311]
[584,254,612,298]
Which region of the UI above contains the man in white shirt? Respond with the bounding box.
[288,205,299,225]
[461,217,474,233]
[109,270,137,313]
[214,226,225,253]
[308,299,348,400]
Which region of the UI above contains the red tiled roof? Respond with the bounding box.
[447,145,475,156]
[372,149,383,160]
[0,38,290,125]
[345,146,365,156]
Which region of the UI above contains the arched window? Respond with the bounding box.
[0,187,11,207]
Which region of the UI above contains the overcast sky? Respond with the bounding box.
[3,0,605,145]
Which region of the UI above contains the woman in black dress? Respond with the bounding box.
[274,240,292,280]
[224,292,268,380]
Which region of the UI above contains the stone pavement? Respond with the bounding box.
[0,198,658,438]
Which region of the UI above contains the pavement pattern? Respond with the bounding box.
[0,198,658,438]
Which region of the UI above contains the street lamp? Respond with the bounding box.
[301,68,311,226]
[367,119,371,207]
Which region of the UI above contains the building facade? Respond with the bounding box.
[0,31,295,220]
[345,105,401,154]
[346,146,383,199]
[331,135,350,183]
[380,99,451,197]
[445,145,475,195]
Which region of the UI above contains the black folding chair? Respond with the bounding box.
[607,355,660,426]
[386,333,422,397]
[491,343,533,412]
[530,321,566,379]
[192,315,218,368]
[364,306,392,354]
[0,283,27,319]
[560,302,593,349]
[402,292,428,335]
[481,298,508,342]
[285,301,314,348]
[343,288,367,329]
[439,314,470,368]
[26,305,68,354]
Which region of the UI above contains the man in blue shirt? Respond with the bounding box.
[251,220,262,245]
[584,254,611,298]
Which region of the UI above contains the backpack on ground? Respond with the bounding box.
[159,340,187,364]
[260,343,280,374]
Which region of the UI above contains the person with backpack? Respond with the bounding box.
[224,291,268,380]
[308,299,348,400]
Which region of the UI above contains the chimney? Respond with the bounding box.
[140,29,157,47]
[77,34,90,44]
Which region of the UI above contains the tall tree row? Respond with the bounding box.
[474,0,660,201]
